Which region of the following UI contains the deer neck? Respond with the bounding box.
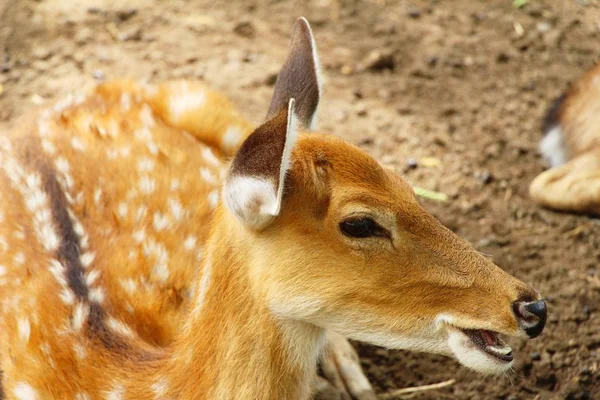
[161,208,326,399]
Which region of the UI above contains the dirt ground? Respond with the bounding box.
[1,0,600,399]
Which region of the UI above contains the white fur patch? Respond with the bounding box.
[223,176,279,229]
[72,303,89,331]
[199,168,218,186]
[221,126,243,152]
[223,100,298,230]
[169,83,206,122]
[17,317,31,343]
[183,235,197,251]
[13,382,38,400]
[76,393,91,400]
[208,189,219,209]
[151,377,169,398]
[192,257,212,315]
[540,126,567,167]
[106,384,125,400]
[201,147,221,167]
[107,317,135,338]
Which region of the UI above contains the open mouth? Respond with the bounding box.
[460,328,513,362]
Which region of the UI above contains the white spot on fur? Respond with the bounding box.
[193,256,212,315]
[94,188,103,206]
[13,382,38,400]
[76,393,91,400]
[80,252,95,269]
[72,303,89,331]
[140,104,156,127]
[183,235,196,251]
[133,229,146,243]
[169,83,206,122]
[0,265,6,276]
[136,206,147,222]
[151,377,169,398]
[153,212,170,231]
[208,189,219,209]
[86,269,101,286]
[106,384,125,400]
[118,203,128,219]
[137,158,155,172]
[121,278,138,294]
[73,342,87,360]
[107,317,135,338]
[49,259,67,287]
[41,139,56,155]
[60,289,75,305]
[200,168,218,186]
[120,146,131,157]
[153,264,170,282]
[170,179,180,191]
[135,127,153,141]
[147,141,159,155]
[89,287,105,303]
[18,317,31,343]
[120,93,132,113]
[168,197,184,221]
[222,125,242,152]
[201,147,221,167]
[139,176,156,194]
[13,252,25,265]
[540,126,567,167]
[71,137,86,151]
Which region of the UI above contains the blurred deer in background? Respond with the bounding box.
[530,63,600,215]
[0,17,547,400]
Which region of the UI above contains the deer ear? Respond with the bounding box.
[224,99,298,230]
[267,17,322,130]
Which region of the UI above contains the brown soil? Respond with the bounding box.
[1,0,599,399]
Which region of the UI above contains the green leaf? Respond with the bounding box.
[413,186,449,202]
[513,0,529,8]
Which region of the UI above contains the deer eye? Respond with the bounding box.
[339,217,388,239]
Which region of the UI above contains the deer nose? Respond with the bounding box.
[512,299,547,338]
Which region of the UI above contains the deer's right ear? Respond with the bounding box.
[223,99,298,230]
[267,17,322,130]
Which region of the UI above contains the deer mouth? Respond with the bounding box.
[460,328,514,362]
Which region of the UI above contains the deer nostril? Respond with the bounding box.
[513,299,547,339]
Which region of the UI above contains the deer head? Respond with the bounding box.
[223,17,546,375]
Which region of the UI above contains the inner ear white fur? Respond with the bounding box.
[274,99,298,215]
[223,99,299,230]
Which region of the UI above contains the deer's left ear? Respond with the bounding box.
[223,99,298,230]
[267,17,322,129]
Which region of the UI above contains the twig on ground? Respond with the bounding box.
[379,379,456,399]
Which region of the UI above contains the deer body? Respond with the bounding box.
[531,62,600,214]
[0,18,547,400]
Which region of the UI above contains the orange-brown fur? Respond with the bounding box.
[0,18,546,400]
[530,63,600,214]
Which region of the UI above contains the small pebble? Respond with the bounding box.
[233,21,255,38]
[92,69,105,81]
[408,8,422,18]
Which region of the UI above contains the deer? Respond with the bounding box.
[0,17,547,400]
[530,62,600,215]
